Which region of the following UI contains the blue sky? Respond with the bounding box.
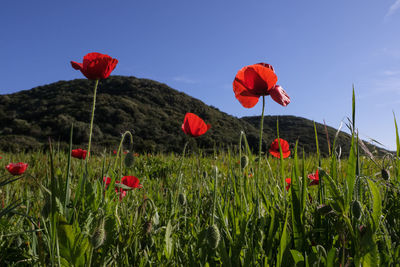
[1,1,400,150]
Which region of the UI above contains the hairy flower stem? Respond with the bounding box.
[212,166,218,225]
[87,79,99,160]
[256,95,266,216]
[259,95,266,162]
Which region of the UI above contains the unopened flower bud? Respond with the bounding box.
[240,155,249,169]
[207,224,220,249]
[381,169,390,180]
[91,219,106,249]
[352,200,362,220]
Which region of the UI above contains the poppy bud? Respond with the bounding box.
[351,200,362,220]
[203,171,208,179]
[359,225,367,237]
[41,196,51,219]
[381,169,390,180]
[316,204,332,215]
[144,220,153,235]
[124,152,135,168]
[240,155,249,169]
[207,224,220,249]
[91,218,106,249]
[178,193,187,206]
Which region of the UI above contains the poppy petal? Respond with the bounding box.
[182,113,210,137]
[233,78,261,108]
[249,64,278,92]
[243,67,269,93]
[72,52,118,80]
[270,85,291,106]
[233,63,278,108]
[269,138,291,158]
[71,61,83,70]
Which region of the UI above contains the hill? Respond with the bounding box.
[0,76,387,156]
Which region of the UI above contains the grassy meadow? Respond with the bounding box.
[1,113,400,266]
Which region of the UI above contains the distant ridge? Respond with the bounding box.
[0,76,388,156]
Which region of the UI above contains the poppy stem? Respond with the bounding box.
[87,79,99,160]
[258,95,265,160]
[256,95,266,217]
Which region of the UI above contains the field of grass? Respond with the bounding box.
[1,118,400,266]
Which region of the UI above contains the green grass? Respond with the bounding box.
[0,140,399,266]
[1,90,400,266]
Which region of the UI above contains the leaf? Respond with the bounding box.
[164,220,173,259]
[290,249,304,265]
[277,210,289,267]
[321,170,345,213]
[345,132,357,208]
[326,248,337,267]
[57,215,90,266]
[367,179,382,232]
[291,142,304,250]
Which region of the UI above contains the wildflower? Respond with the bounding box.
[308,169,319,186]
[181,113,211,137]
[233,63,290,108]
[71,52,118,80]
[121,175,142,189]
[285,178,291,191]
[71,148,87,160]
[5,162,28,175]
[269,138,290,158]
[117,176,142,200]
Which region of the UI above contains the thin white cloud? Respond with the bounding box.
[172,76,197,84]
[386,0,400,18]
[357,73,400,100]
[382,70,400,76]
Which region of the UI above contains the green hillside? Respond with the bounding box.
[0,76,387,156]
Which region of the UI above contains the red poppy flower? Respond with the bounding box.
[233,63,290,108]
[121,176,142,189]
[285,178,291,191]
[115,176,142,200]
[71,52,118,80]
[269,138,290,158]
[71,148,87,160]
[308,169,319,186]
[181,113,211,137]
[6,162,28,175]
